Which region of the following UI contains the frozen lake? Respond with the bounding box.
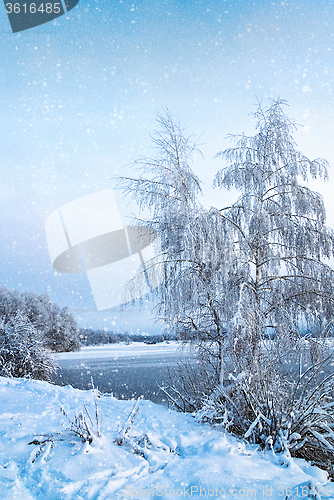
[50,340,334,406]
[50,342,195,405]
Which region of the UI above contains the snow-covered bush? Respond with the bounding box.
[196,349,334,476]
[0,312,55,381]
[59,385,101,444]
[45,304,80,352]
[29,385,102,464]
[0,286,80,352]
[162,357,219,413]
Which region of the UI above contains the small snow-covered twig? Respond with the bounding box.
[244,412,271,439]
[114,397,141,446]
[91,377,102,438]
[28,432,63,446]
[158,385,187,412]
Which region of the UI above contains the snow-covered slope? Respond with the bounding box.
[0,376,332,500]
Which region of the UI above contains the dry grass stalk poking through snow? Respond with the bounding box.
[28,382,102,461]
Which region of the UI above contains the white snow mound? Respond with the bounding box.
[0,376,332,499]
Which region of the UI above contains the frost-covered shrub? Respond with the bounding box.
[29,385,102,463]
[59,385,101,444]
[45,304,80,352]
[163,357,219,413]
[0,312,55,381]
[0,286,80,352]
[196,350,334,476]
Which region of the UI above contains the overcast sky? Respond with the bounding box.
[1,0,334,331]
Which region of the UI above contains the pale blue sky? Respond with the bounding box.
[1,0,334,330]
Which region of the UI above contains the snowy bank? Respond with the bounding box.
[0,376,332,500]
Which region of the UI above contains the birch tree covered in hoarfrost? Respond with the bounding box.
[120,103,334,385]
[197,100,334,472]
[213,99,334,368]
[117,111,244,394]
[118,102,334,471]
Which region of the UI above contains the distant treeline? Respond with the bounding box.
[78,328,176,346]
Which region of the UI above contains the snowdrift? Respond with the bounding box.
[0,376,331,499]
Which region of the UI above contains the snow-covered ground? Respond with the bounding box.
[0,376,333,500]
